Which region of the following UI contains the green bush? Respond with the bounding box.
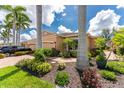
[50,48,60,57]
[36,62,52,75]
[55,71,69,86]
[58,62,66,70]
[16,58,33,68]
[106,62,124,74]
[96,54,107,69]
[70,50,77,58]
[34,49,46,62]
[41,48,52,57]
[114,47,124,56]
[88,52,92,61]
[26,59,42,72]
[100,70,116,81]
[14,51,29,56]
[0,53,6,59]
[90,48,100,57]
[60,51,71,58]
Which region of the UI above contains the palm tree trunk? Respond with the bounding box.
[18,30,21,45]
[16,30,20,46]
[13,14,16,45]
[76,5,89,71]
[7,30,9,45]
[36,5,42,49]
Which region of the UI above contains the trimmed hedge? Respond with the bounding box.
[106,62,124,74]
[60,51,71,58]
[100,70,116,81]
[0,53,6,59]
[14,51,30,56]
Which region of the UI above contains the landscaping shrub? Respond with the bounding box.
[14,51,30,56]
[0,53,6,59]
[50,48,60,57]
[16,58,33,68]
[26,59,42,72]
[82,68,101,88]
[106,62,124,74]
[36,62,52,75]
[89,48,100,57]
[60,51,71,58]
[88,52,92,61]
[100,70,116,81]
[115,48,124,56]
[70,50,77,58]
[55,71,69,86]
[34,49,46,62]
[96,54,107,69]
[58,62,66,70]
[41,48,52,57]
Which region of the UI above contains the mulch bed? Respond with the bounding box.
[40,62,82,88]
[22,59,124,88]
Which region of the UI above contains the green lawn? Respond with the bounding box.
[0,66,55,88]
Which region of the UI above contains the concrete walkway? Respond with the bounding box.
[48,57,76,63]
[0,55,76,68]
[0,55,34,68]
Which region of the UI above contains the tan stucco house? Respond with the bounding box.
[21,31,97,51]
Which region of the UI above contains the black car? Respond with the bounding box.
[0,46,32,54]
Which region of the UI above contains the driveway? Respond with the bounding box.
[0,55,34,68]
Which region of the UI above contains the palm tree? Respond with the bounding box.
[15,13,31,45]
[0,29,9,45]
[36,5,42,49]
[0,5,26,45]
[3,20,13,45]
[76,5,89,71]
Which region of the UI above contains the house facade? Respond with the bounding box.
[21,31,97,51]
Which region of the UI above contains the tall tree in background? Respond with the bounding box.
[0,5,26,45]
[15,13,31,45]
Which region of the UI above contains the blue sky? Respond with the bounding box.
[42,5,124,33]
[1,5,124,42]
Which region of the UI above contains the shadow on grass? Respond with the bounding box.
[0,69,21,81]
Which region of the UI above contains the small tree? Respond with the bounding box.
[95,37,107,50]
[112,31,124,48]
[63,38,76,51]
[112,28,124,56]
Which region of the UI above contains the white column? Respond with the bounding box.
[36,5,42,49]
[76,5,89,71]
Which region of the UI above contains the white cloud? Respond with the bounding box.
[88,9,121,36]
[75,30,78,33]
[0,5,66,27]
[20,29,37,42]
[0,10,9,23]
[29,29,36,39]
[20,33,32,42]
[62,13,66,16]
[57,25,73,34]
[116,5,124,9]
[42,5,65,26]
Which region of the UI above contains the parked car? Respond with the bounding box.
[0,46,32,54]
